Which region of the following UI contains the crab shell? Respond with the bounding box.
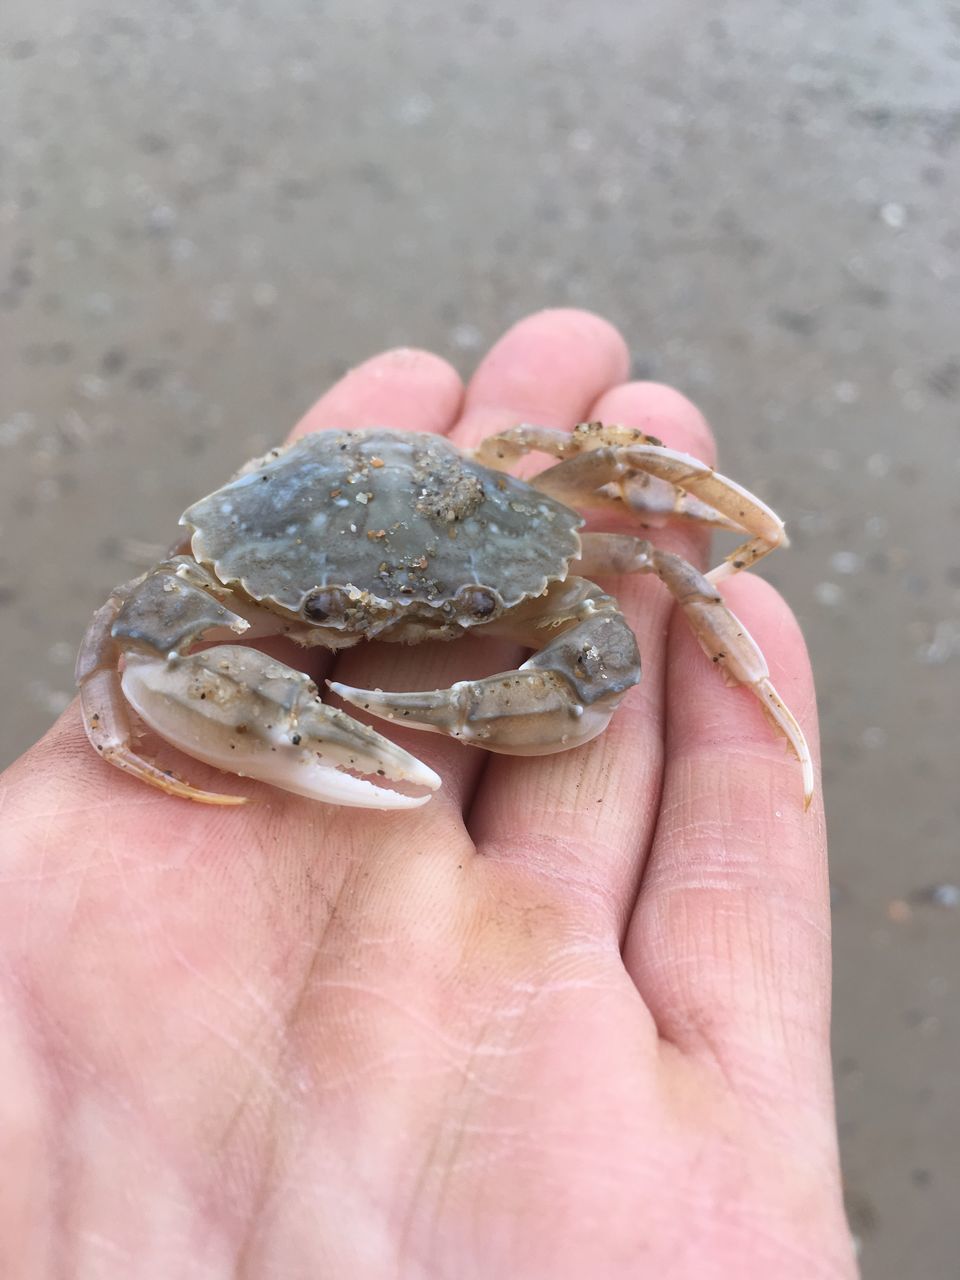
[181,429,583,644]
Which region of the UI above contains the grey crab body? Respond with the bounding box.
[182,429,581,646]
[77,423,814,810]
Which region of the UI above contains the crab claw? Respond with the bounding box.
[330,609,643,757]
[120,646,440,809]
[330,670,619,755]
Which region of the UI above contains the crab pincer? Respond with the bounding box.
[77,561,439,808]
[120,646,440,808]
[330,593,642,756]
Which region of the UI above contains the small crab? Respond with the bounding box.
[76,423,812,809]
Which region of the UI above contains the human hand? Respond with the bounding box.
[0,310,855,1278]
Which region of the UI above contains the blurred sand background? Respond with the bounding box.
[2,2,959,1273]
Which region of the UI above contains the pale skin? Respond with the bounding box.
[0,310,856,1278]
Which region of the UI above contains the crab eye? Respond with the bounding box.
[457,585,498,619]
[304,588,346,623]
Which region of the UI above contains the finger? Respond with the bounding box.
[470,381,717,935]
[289,346,463,440]
[333,310,630,821]
[626,576,830,1107]
[450,307,630,450]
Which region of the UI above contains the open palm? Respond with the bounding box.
[1,311,855,1279]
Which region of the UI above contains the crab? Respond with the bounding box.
[76,423,813,810]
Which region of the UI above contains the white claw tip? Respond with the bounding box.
[329,679,366,700]
[402,758,443,792]
[802,758,815,811]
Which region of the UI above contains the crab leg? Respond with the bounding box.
[76,579,248,804]
[474,423,784,581]
[597,473,744,531]
[330,577,641,756]
[77,560,440,808]
[472,421,651,467]
[472,422,737,530]
[576,533,813,806]
[534,445,785,583]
